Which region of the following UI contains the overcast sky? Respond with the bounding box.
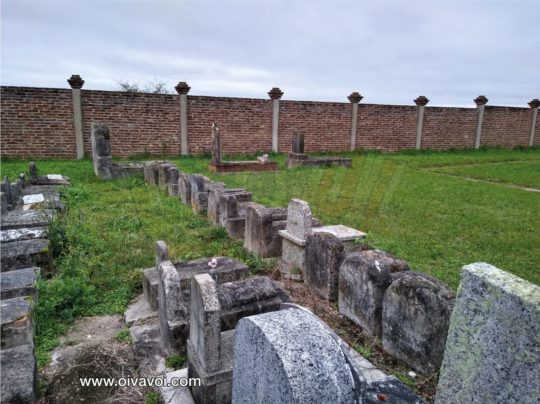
[1,0,539,106]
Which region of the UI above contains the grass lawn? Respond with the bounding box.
[1,147,539,368]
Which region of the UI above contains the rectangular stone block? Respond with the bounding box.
[0,343,37,403]
[243,203,288,258]
[143,267,159,311]
[0,267,38,300]
[1,296,34,349]
[0,227,46,243]
[436,263,540,403]
[178,173,192,205]
[0,239,52,274]
[0,210,53,230]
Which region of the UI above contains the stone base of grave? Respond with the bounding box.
[0,343,37,403]
[224,217,246,240]
[208,161,278,173]
[0,267,38,300]
[111,162,145,178]
[286,153,352,169]
[187,330,235,404]
[281,237,306,273]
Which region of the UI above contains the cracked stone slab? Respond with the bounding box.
[0,227,46,243]
[0,343,37,403]
[0,209,53,230]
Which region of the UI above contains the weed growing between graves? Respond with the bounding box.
[165,354,187,370]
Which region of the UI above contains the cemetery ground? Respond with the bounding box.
[1,147,539,401]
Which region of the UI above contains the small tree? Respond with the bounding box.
[116,79,171,94]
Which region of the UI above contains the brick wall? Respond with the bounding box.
[188,96,272,155]
[0,87,75,158]
[0,85,537,159]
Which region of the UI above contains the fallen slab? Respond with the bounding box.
[0,238,52,274]
[0,227,46,243]
[0,267,38,300]
[0,209,53,230]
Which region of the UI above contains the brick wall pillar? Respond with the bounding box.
[414,96,429,150]
[348,92,363,151]
[175,82,191,156]
[528,99,539,147]
[474,95,488,149]
[268,87,283,152]
[67,74,85,159]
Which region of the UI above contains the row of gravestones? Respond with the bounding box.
[141,162,427,402]
[141,160,539,403]
[0,163,70,403]
[145,159,453,378]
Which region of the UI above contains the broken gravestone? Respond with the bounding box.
[91,123,113,179]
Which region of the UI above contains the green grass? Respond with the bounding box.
[430,160,540,189]
[353,343,374,359]
[1,147,539,368]
[165,354,187,370]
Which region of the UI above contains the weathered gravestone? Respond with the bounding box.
[436,263,540,403]
[0,343,36,403]
[243,203,288,258]
[211,123,221,164]
[0,239,52,275]
[91,123,113,179]
[185,274,290,404]
[0,296,34,350]
[231,307,356,404]
[178,172,192,205]
[382,272,454,375]
[0,267,38,300]
[219,193,253,240]
[304,233,346,301]
[167,166,180,197]
[207,186,246,226]
[278,199,321,272]
[338,250,409,337]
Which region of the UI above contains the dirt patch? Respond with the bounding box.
[40,315,152,403]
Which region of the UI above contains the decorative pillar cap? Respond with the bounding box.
[414,95,429,106]
[474,95,488,106]
[268,87,284,100]
[67,74,84,89]
[528,98,540,109]
[175,82,191,94]
[348,92,363,103]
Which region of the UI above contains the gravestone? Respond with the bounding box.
[291,133,305,154]
[304,233,346,301]
[188,274,233,404]
[143,267,159,311]
[168,167,180,197]
[91,123,113,179]
[0,239,52,275]
[436,263,540,403]
[1,191,7,214]
[178,173,192,205]
[219,193,253,240]
[382,272,454,375]
[29,161,38,180]
[1,177,13,210]
[0,267,38,300]
[231,308,355,404]
[243,203,288,258]
[338,250,408,337]
[278,199,316,272]
[0,344,37,403]
[211,123,221,164]
[0,296,34,349]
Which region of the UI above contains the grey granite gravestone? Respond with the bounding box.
[435,263,540,403]
[243,203,288,258]
[91,123,113,179]
[231,308,355,404]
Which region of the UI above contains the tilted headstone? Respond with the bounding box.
[91,123,113,179]
[167,167,180,197]
[178,172,192,205]
[304,232,346,301]
[338,250,409,337]
[436,263,540,403]
[244,203,288,258]
[231,308,355,404]
[382,272,454,375]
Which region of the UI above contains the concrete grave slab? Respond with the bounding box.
[0,227,46,243]
[0,343,37,404]
[0,209,53,230]
[0,267,38,300]
[0,238,52,274]
[1,296,34,349]
[143,267,159,311]
[244,203,288,257]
